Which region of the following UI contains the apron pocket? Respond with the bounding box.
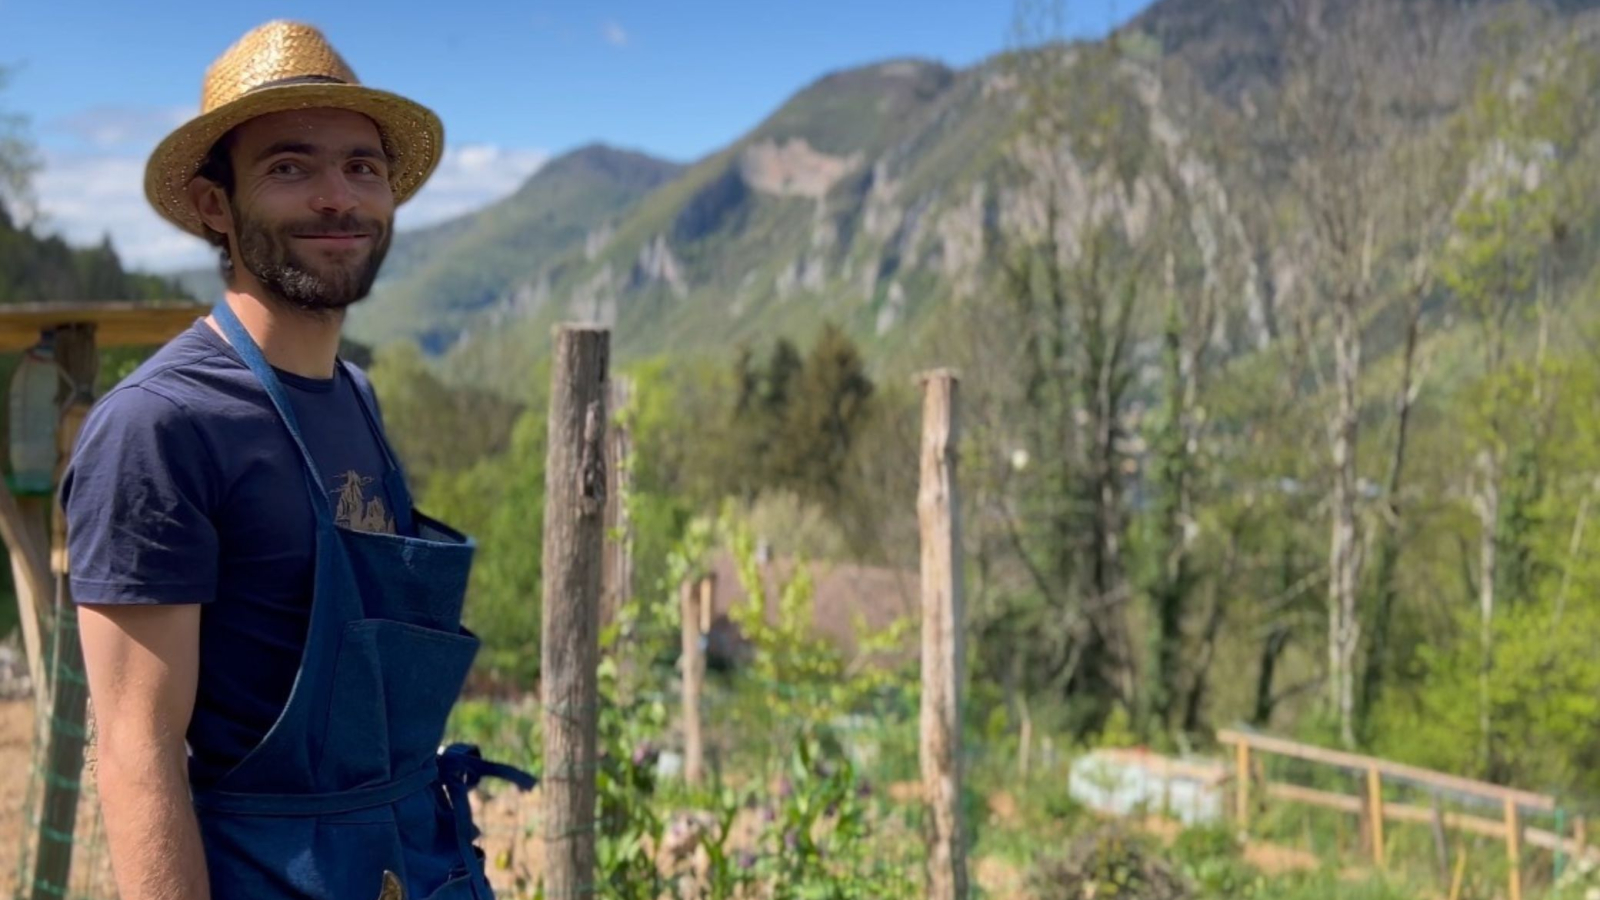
[319,619,481,787]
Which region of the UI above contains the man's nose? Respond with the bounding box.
[309,167,360,216]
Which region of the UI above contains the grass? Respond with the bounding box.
[441,690,1593,899]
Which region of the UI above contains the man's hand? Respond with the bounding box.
[79,603,210,900]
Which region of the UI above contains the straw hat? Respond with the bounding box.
[145,20,444,237]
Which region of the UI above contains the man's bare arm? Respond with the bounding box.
[79,603,210,900]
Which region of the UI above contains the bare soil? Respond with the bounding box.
[1,699,36,889]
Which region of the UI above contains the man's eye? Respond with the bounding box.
[351,161,382,176]
[270,161,302,175]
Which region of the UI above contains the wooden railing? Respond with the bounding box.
[1219,729,1591,900]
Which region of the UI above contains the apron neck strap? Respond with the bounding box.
[212,299,335,527]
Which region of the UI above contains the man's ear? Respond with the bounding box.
[187,177,234,238]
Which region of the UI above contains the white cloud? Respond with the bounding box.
[602,19,630,47]
[48,105,196,152]
[32,151,215,274]
[397,143,549,229]
[28,141,548,274]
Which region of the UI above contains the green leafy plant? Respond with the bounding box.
[1027,827,1191,900]
[1171,824,1263,899]
[742,726,917,900]
[593,655,671,900]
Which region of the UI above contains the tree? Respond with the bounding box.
[967,2,1191,735]
[1351,0,1467,741]
[1270,0,1444,747]
[773,323,875,511]
[1436,18,1598,777]
[423,403,549,689]
[0,65,37,220]
[730,337,804,501]
[366,342,525,492]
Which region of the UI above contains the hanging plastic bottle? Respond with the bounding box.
[9,332,66,496]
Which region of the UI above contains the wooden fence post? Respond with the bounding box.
[918,369,967,900]
[600,375,633,633]
[680,577,704,787]
[699,573,714,637]
[1367,765,1385,870]
[1505,798,1522,900]
[0,488,50,716]
[540,325,609,900]
[1017,694,1032,781]
[1576,815,1589,864]
[29,323,97,900]
[1430,796,1451,890]
[1235,740,1251,829]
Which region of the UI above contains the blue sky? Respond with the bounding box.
[1,0,1151,272]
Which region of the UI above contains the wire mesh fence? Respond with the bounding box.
[12,590,113,900]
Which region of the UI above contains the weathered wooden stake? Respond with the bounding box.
[918,369,967,900]
[1017,693,1032,781]
[680,577,705,787]
[0,490,51,713]
[600,374,633,633]
[540,325,608,900]
[1430,796,1451,890]
[30,322,97,900]
[699,574,714,637]
[1235,741,1251,828]
[1366,765,1385,869]
[1505,798,1522,900]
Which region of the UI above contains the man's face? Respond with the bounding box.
[221,108,396,313]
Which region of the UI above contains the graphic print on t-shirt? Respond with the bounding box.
[331,469,397,534]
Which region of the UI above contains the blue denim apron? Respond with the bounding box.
[194,299,535,900]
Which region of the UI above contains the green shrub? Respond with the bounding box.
[1027,827,1191,900]
[1171,823,1241,866]
[1170,824,1262,900]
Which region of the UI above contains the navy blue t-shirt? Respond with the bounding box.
[60,318,413,788]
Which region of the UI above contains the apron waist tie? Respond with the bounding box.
[437,744,538,900]
[191,745,535,899]
[191,764,442,817]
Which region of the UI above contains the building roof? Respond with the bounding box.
[702,549,919,668]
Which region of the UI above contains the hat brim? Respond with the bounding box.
[145,82,444,237]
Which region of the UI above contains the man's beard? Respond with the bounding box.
[233,204,392,314]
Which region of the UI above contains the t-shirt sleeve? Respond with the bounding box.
[59,385,220,605]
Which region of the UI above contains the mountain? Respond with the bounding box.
[1128,0,1600,100]
[346,144,684,353]
[176,0,1600,397]
[435,56,1021,392]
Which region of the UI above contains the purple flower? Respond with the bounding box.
[779,778,793,799]
[784,829,799,852]
[762,805,776,823]
[855,780,873,799]
[631,743,658,767]
[739,852,757,871]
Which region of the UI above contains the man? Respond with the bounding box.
[61,21,529,900]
